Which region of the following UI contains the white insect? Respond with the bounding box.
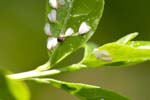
[44,23,51,36]
[100,98,105,100]
[58,0,65,5]
[49,0,58,9]
[65,28,74,36]
[47,37,58,50]
[78,22,91,34]
[94,49,112,62]
[48,9,57,23]
[94,48,101,59]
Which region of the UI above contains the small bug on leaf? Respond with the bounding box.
[47,37,58,50]
[57,27,74,42]
[49,0,58,9]
[94,49,112,62]
[65,28,74,36]
[44,23,51,36]
[57,35,66,42]
[78,22,91,35]
[48,9,57,23]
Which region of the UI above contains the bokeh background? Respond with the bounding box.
[0,0,149,100]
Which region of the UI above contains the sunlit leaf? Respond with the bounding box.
[82,41,150,67]
[127,41,150,49]
[33,78,131,100]
[0,68,30,100]
[45,0,104,66]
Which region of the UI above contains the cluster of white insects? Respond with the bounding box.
[44,0,112,62]
[44,0,91,50]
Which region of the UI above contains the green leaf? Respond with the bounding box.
[126,41,150,49]
[82,42,98,61]
[0,68,30,100]
[82,41,150,67]
[33,78,131,100]
[116,32,139,44]
[46,0,105,66]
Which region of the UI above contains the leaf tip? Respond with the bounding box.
[117,32,139,44]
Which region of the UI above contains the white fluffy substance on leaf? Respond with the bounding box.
[47,37,58,50]
[48,9,57,23]
[65,28,74,36]
[44,23,51,36]
[78,22,91,34]
[58,0,65,5]
[94,49,112,62]
[49,0,58,9]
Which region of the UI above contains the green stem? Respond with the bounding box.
[7,63,87,80]
[7,69,61,80]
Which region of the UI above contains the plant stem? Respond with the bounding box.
[7,69,61,80]
[7,63,87,80]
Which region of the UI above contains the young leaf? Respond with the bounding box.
[33,78,131,100]
[82,41,150,67]
[0,68,30,100]
[116,32,139,44]
[46,0,105,66]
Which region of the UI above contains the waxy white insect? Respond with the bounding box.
[47,37,58,50]
[78,22,91,34]
[49,0,58,9]
[94,49,112,62]
[94,48,102,59]
[48,9,57,23]
[44,23,51,36]
[65,28,74,36]
[58,0,65,5]
[100,98,105,100]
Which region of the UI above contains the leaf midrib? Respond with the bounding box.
[60,0,75,34]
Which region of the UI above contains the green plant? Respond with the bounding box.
[0,0,150,100]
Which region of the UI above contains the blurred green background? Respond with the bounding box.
[0,0,149,100]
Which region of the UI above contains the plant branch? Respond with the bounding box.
[7,63,87,80]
